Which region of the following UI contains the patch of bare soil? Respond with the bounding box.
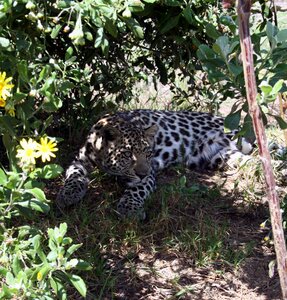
[101,172,281,300]
[49,151,283,300]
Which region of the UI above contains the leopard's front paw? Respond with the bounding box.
[117,194,146,220]
[56,178,88,209]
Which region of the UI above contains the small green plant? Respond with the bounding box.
[0,164,61,221]
[0,136,62,227]
[0,223,91,299]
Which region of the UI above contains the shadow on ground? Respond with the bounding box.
[44,160,283,300]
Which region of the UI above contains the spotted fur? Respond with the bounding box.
[56,109,251,218]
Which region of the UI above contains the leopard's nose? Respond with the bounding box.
[136,172,147,180]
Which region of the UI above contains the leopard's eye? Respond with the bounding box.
[122,150,132,159]
[145,148,153,158]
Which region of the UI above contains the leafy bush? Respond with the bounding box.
[0,223,91,299]
[1,0,287,297]
[197,19,287,139]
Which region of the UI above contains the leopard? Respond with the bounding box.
[56,109,253,219]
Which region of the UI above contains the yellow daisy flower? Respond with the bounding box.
[36,137,58,162]
[0,98,6,107]
[16,138,39,166]
[0,72,14,101]
[6,107,15,117]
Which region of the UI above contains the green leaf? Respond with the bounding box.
[95,27,109,55]
[0,37,10,48]
[104,18,118,38]
[259,82,272,96]
[197,45,216,60]
[50,276,67,300]
[0,267,8,277]
[59,80,75,94]
[272,79,284,95]
[220,15,236,32]
[43,94,63,112]
[224,110,241,131]
[179,175,186,187]
[32,234,41,251]
[18,60,29,82]
[277,29,287,42]
[47,251,58,262]
[82,30,91,42]
[65,46,74,60]
[272,115,287,129]
[0,116,18,137]
[43,164,63,179]
[65,258,79,270]
[159,14,180,34]
[266,21,279,43]
[17,199,50,213]
[23,180,45,190]
[38,65,52,82]
[26,188,47,202]
[12,256,22,275]
[125,18,144,39]
[68,274,87,297]
[5,272,15,287]
[0,168,7,185]
[205,23,220,40]
[75,260,92,271]
[143,0,157,2]
[6,172,21,189]
[128,0,145,12]
[182,6,195,25]
[66,244,82,258]
[51,24,62,39]
[213,36,230,61]
[59,223,68,237]
[37,264,52,281]
[100,37,109,56]
[62,237,72,245]
[13,92,27,103]
[241,114,255,142]
[0,284,17,298]
[57,0,70,8]
[229,63,242,77]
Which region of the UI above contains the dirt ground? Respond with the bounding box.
[50,163,284,300]
[101,171,282,300]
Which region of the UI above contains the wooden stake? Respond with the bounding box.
[237,0,287,298]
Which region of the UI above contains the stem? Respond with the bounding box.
[237,1,287,298]
[5,172,27,214]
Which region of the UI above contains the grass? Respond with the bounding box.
[42,163,269,299]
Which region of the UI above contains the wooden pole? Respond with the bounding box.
[236,0,287,298]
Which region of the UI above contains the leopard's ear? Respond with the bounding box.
[144,124,158,144]
[101,125,120,142]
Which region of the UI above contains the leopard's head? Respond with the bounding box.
[93,118,158,185]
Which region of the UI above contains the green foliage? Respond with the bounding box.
[0,223,91,299]
[0,0,286,297]
[0,165,63,220]
[1,0,226,297]
[197,18,287,139]
[0,0,225,132]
